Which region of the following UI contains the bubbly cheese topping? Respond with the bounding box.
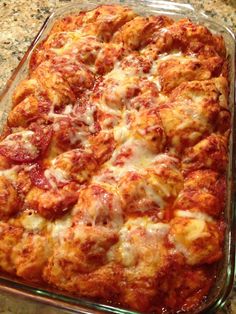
[0,131,37,154]
[76,184,123,229]
[50,31,94,53]
[104,137,156,179]
[107,55,146,79]
[113,124,130,143]
[157,51,183,61]
[44,167,69,189]
[113,110,132,143]
[143,184,166,209]
[175,210,213,222]
[69,130,91,147]
[21,211,47,231]
[0,167,19,182]
[118,217,169,266]
[122,217,170,235]
[0,6,228,313]
[76,105,96,131]
[49,215,72,241]
[184,219,207,242]
[169,218,207,263]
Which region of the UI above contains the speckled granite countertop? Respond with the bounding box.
[0,0,235,313]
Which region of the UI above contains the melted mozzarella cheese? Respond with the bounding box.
[184,219,207,242]
[119,239,137,267]
[0,130,38,156]
[44,167,69,189]
[49,31,83,55]
[118,217,169,266]
[110,198,124,228]
[169,218,208,259]
[96,101,122,116]
[124,217,169,233]
[143,184,166,209]
[75,181,123,229]
[113,124,130,142]
[169,235,190,258]
[167,102,208,135]
[0,167,19,182]
[76,105,96,131]
[1,130,33,146]
[155,51,197,65]
[68,129,91,148]
[106,138,156,179]
[147,74,161,90]
[106,67,129,81]
[157,51,183,61]
[21,211,47,231]
[93,137,172,184]
[63,104,73,115]
[147,62,161,90]
[49,215,72,241]
[175,210,213,222]
[108,57,143,79]
[113,110,132,143]
[147,50,198,91]
[100,57,148,108]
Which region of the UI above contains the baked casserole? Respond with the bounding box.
[0,4,230,313]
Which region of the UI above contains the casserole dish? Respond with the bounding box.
[0,1,235,313]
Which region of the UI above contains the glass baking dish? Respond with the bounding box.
[0,1,235,313]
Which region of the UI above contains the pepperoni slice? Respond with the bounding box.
[29,163,51,190]
[29,123,52,156]
[0,125,52,162]
[29,162,70,190]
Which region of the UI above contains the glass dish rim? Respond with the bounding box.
[0,1,235,313]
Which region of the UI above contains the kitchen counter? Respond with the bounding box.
[0,0,235,313]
